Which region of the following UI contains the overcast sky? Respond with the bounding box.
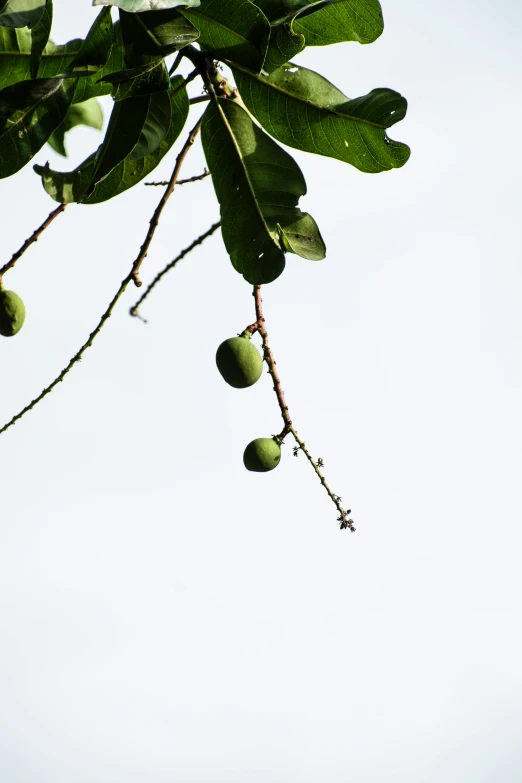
[1,1,522,781]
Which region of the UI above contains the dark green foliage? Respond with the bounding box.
[243,437,281,472]
[34,74,189,203]
[202,97,325,285]
[29,0,52,78]
[216,334,263,388]
[1,0,409,283]
[232,62,410,172]
[0,288,26,337]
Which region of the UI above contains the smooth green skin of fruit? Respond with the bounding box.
[243,437,281,472]
[216,334,263,389]
[0,289,26,337]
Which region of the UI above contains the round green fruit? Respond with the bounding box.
[243,437,281,473]
[216,333,263,389]
[0,288,26,337]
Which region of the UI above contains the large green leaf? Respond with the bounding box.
[87,91,167,192]
[93,0,200,10]
[29,0,52,78]
[180,0,270,71]
[201,98,325,284]
[34,75,189,204]
[293,0,383,45]
[263,22,304,72]
[0,0,46,28]
[233,62,410,172]
[0,76,74,177]
[117,7,199,55]
[47,97,103,156]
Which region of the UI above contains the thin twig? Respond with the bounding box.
[130,220,220,321]
[131,116,203,287]
[144,169,210,187]
[247,285,354,531]
[0,274,130,438]
[290,427,355,531]
[0,118,205,438]
[0,203,67,281]
[189,95,210,105]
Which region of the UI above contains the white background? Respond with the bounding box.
[1,1,522,780]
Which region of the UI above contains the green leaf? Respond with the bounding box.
[0,34,82,91]
[253,0,328,25]
[0,26,33,89]
[34,74,189,204]
[87,93,156,191]
[0,18,126,98]
[47,97,103,156]
[117,8,199,55]
[293,0,383,45]
[64,6,113,75]
[263,22,304,73]
[29,0,52,78]
[70,22,126,103]
[93,0,200,10]
[201,98,324,284]
[180,0,270,71]
[233,62,410,173]
[0,76,74,177]
[98,59,170,100]
[128,89,171,158]
[0,24,113,92]
[0,0,46,28]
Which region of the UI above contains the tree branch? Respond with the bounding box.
[0,273,130,438]
[130,115,203,287]
[130,220,220,321]
[0,203,67,281]
[247,285,354,531]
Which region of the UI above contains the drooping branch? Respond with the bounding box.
[0,203,67,281]
[247,285,354,531]
[130,116,203,287]
[0,273,130,438]
[130,220,220,321]
[0,117,205,438]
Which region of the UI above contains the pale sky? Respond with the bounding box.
[1,1,522,781]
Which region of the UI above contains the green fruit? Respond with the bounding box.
[243,437,281,472]
[216,333,263,389]
[0,288,26,337]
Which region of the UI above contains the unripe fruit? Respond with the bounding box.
[216,333,263,389]
[0,287,26,337]
[243,437,281,472]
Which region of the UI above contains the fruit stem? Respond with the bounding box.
[249,285,292,439]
